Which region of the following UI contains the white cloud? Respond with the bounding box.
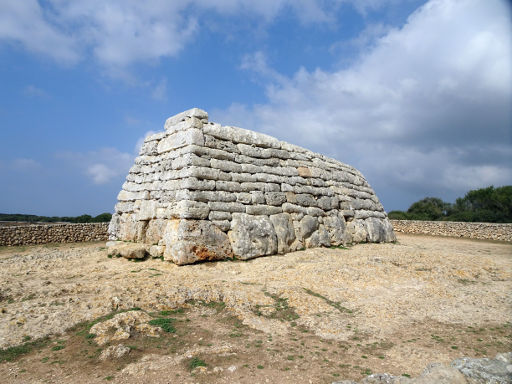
[0,1,78,63]
[23,85,49,99]
[215,0,512,208]
[58,148,133,185]
[0,0,395,69]
[11,158,42,171]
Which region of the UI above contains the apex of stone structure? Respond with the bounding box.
[108,108,396,264]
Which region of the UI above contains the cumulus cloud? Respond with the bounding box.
[215,0,512,209]
[0,0,402,69]
[57,148,133,185]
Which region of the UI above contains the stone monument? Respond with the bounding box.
[108,108,395,264]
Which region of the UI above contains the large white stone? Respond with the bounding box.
[163,219,233,265]
[228,213,278,260]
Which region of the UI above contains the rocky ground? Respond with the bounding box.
[0,234,510,383]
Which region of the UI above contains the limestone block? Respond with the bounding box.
[209,211,232,221]
[365,217,396,243]
[305,225,330,248]
[246,205,283,216]
[208,201,246,213]
[115,201,134,214]
[108,213,121,240]
[250,191,266,204]
[163,219,233,265]
[306,207,326,217]
[169,200,210,219]
[299,215,319,240]
[117,190,147,202]
[139,140,158,156]
[285,192,297,203]
[254,173,283,183]
[265,192,287,206]
[107,242,148,259]
[181,177,216,191]
[228,213,278,260]
[235,192,252,204]
[297,166,312,177]
[172,153,210,170]
[270,213,296,254]
[347,219,367,243]
[210,158,243,173]
[212,220,231,232]
[216,181,242,192]
[145,131,167,142]
[157,129,204,154]
[204,124,281,149]
[144,219,166,245]
[177,190,236,203]
[231,172,257,182]
[282,202,307,215]
[323,215,350,246]
[164,108,208,129]
[296,193,316,207]
[149,245,164,258]
[137,200,157,221]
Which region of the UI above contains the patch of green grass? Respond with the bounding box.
[188,357,207,370]
[0,337,50,362]
[451,345,458,350]
[159,309,184,316]
[148,318,176,333]
[329,245,349,250]
[104,376,114,381]
[286,355,294,360]
[21,293,36,302]
[257,365,264,369]
[51,345,65,351]
[303,288,353,314]
[402,373,411,378]
[458,279,477,285]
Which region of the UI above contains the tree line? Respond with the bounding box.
[388,185,512,223]
[0,212,112,223]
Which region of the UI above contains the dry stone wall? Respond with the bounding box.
[391,220,512,242]
[0,223,109,246]
[108,108,396,264]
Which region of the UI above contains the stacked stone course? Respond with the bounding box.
[108,108,396,264]
[391,220,512,242]
[0,223,108,246]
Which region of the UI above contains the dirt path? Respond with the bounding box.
[0,234,510,383]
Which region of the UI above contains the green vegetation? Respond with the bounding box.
[388,185,512,222]
[0,212,112,223]
[188,357,207,370]
[148,318,177,333]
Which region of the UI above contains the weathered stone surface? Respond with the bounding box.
[108,108,396,264]
[323,214,350,246]
[163,220,233,265]
[366,217,396,243]
[107,242,148,259]
[164,108,208,129]
[228,213,278,260]
[299,215,318,240]
[269,213,296,254]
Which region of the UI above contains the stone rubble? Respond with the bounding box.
[333,352,512,384]
[108,108,395,264]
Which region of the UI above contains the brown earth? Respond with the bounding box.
[0,234,510,383]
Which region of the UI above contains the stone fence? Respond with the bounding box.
[0,223,109,246]
[390,220,512,242]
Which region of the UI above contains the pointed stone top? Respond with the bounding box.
[165,108,208,130]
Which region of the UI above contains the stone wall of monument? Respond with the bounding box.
[390,220,512,242]
[108,108,396,264]
[0,223,109,246]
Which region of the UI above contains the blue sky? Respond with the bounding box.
[0,0,511,216]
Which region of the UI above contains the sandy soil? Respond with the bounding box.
[0,234,510,383]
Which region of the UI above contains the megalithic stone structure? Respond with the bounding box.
[108,108,396,265]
